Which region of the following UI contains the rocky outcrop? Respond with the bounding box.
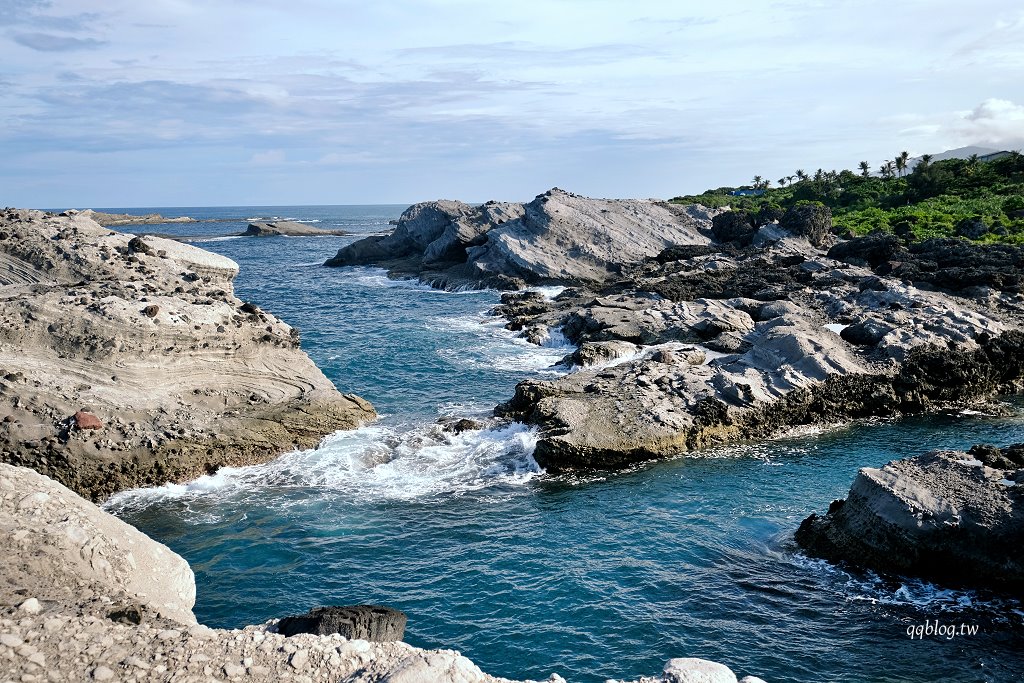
[0,463,758,683]
[0,463,196,625]
[242,221,348,237]
[795,445,1024,590]
[325,188,720,288]
[491,229,1024,472]
[74,209,197,226]
[0,209,375,500]
[277,606,407,642]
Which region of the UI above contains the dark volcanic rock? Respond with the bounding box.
[796,445,1024,590]
[710,210,757,245]
[778,204,832,247]
[243,221,348,237]
[840,319,893,346]
[277,606,407,642]
[827,233,903,268]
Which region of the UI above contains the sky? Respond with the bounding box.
[1,0,1023,208]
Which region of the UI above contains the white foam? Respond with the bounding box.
[429,315,575,375]
[343,267,489,295]
[193,236,242,243]
[103,422,543,516]
[528,285,566,300]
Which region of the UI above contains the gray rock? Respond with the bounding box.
[277,605,408,642]
[796,446,1024,589]
[243,221,348,237]
[327,188,718,288]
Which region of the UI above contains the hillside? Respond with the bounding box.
[672,150,1024,243]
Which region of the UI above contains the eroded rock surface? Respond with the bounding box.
[325,188,721,288]
[243,221,348,237]
[795,445,1024,590]
[488,209,1024,471]
[0,209,375,500]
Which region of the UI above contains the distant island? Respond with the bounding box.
[672,146,1024,243]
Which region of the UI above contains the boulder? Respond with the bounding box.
[277,605,408,642]
[795,446,1024,590]
[778,204,832,247]
[710,211,757,245]
[73,410,103,430]
[0,463,197,624]
[840,319,893,346]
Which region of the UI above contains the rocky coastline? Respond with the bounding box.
[0,209,375,500]
[328,188,1024,473]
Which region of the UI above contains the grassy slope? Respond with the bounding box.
[670,153,1024,243]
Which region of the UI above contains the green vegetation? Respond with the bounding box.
[672,151,1024,243]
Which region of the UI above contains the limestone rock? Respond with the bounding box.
[0,463,197,624]
[0,209,376,500]
[796,445,1024,589]
[326,188,719,288]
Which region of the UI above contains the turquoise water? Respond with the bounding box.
[102,206,1024,683]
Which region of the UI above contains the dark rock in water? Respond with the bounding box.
[710,210,757,245]
[840,319,893,346]
[795,446,1024,590]
[243,221,348,237]
[277,605,407,642]
[778,204,832,247]
[442,418,485,434]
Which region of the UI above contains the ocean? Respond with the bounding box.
[96,205,1024,682]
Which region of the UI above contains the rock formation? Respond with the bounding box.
[325,188,721,288]
[0,463,759,683]
[242,221,349,237]
[74,209,198,226]
[0,209,375,500]
[277,606,407,642]
[795,445,1024,590]
[486,206,1024,471]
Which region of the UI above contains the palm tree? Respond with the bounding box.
[880,161,895,179]
[896,150,910,177]
[795,169,807,182]
[858,161,870,177]
[752,175,764,189]
[778,177,788,188]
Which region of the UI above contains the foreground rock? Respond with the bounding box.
[326,188,720,288]
[610,658,767,683]
[489,209,1024,471]
[243,221,349,237]
[0,209,375,500]
[795,445,1024,590]
[0,463,758,683]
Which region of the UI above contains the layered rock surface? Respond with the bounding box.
[0,209,375,500]
[489,209,1024,471]
[795,445,1024,589]
[0,463,757,682]
[325,188,720,288]
[243,221,348,237]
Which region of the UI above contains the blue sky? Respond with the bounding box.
[2,0,1023,207]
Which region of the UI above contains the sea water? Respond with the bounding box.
[99,205,1024,683]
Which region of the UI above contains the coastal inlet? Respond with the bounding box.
[103,204,1024,683]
